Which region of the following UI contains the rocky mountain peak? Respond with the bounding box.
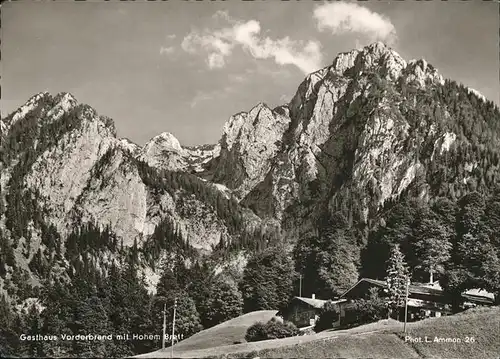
[137,132,186,171]
[1,41,499,330]
[403,58,444,87]
[214,100,292,198]
[118,138,141,155]
[467,87,486,102]
[329,42,404,78]
[2,92,50,132]
[146,131,184,153]
[46,92,78,121]
[137,131,220,173]
[1,43,497,256]
[214,41,499,230]
[331,49,360,75]
[53,91,77,102]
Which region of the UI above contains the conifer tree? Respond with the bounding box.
[127,272,153,354]
[156,266,180,298]
[73,287,112,357]
[294,213,359,298]
[40,284,73,357]
[105,265,134,357]
[0,295,18,357]
[385,245,410,320]
[25,303,44,358]
[150,290,202,344]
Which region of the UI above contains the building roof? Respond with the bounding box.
[295,297,327,309]
[420,284,496,301]
[292,296,347,309]
[340,278,495,305]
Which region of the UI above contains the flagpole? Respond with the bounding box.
[404,276,409,333]
[162,302,166,350]
[171,298,177,359]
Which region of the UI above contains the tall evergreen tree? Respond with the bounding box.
[361,200,421,279]
[156,266,180,298]
[150,290,202,345]
[316,222,360,297]
[25,303,44,358]
[0,295,19,357]
[73,287,112,358]
[105,264,134,357]
[127,272,154,354]
[385,245,410,320]
[184,261,215,325]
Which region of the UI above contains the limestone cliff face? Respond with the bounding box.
[212,103,291,199]
[68,146,230,249]
[24,105,117,236]
[69,148,150,246]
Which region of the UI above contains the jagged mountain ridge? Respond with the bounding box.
[209,42,499,239]
[1,41,500,299]
[0,92,255,254]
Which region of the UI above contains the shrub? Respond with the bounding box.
[245,318,299,342]
[245,322,267,342]
[314,300,340,332]
[264,318,300,339]
[343,287,387,327]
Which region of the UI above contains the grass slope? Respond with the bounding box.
[135,318,404,358]
[134,310,278,358]
[402,306,500,359]
[135,306,500,359]
[231,306,500,359]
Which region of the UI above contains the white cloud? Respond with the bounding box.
[181,30,235,68]
[167,34,177,40]
[181,14,323,74]
[159,46,175,55]
[207,53,226,69]
[313,2,396,44]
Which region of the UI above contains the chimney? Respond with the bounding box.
[311,294,315,300]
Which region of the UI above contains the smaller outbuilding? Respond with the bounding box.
[278,294,346,329]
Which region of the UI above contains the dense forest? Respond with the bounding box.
[1,187,499,357]
[0,222,245,358]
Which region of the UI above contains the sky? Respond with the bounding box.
[1,0,499,146]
